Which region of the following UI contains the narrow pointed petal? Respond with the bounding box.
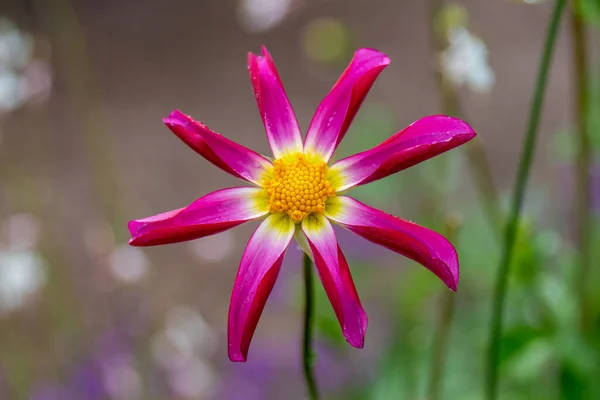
[326,197,459,291]
[248,46,303,158]
[228,213,295,361]
[304,49,390,162]
[163,110,273,185]
[301,214,367,347]
[329,116,476,191]
[128,187,268,246]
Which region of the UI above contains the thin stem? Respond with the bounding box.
[428,291,455,400]
[465,140,504,233]
[570,0,592,333]
[427,214,461,400]
[33,0,127,240]
[425,3,463,398]
[427,0,503,234]
[303,253,319,400]
[485,1,566,399]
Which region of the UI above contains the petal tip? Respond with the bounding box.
[247,51,258,64]
[345,332,365,349]
[355,48,391,65]
[343,313,368,349]
[432,257,459,292]
[163,109,187,126]
[228,350,247,362]
[127,219,141,236]
[259,44,270,58]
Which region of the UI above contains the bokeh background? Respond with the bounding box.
[1,0,599,399]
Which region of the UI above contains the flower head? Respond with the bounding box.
[128,46,476,362]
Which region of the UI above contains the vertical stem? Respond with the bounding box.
[465,141,504,233]
[427,0,503,234]
[303,253,319,400]
[485,1,566,399]
[427,215,461,400]
[570,0,592,333]
[425,2,489,396]
[428,292,455,400]
[33,0,127,240]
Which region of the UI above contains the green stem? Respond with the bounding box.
[465,140,504,233]
[485,1,566,398]
[427,0,503,234]
[428,291,455,400]
[570,0,592,334]
[33,0,127,240]
[303,253,319,400]
[427,215,461,400]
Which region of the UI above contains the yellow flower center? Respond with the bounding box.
[264,153,336,222]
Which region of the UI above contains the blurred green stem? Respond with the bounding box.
[570,0,592,333]
[425,1,477,398]
[427,215,461,400]
[427,0,503,233]
[34,0,126,240]
[485,1,566,399]
[303,253,319,400]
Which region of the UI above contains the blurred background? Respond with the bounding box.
[0,0,599,399]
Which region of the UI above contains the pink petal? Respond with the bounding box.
[329,116,476,191]
[301,214,367,348]
[248,46,303,158]
[304,48,390,162]
[163,110,272,185]
[325,197,459,291]
[228,213,295,361]
[128,187,268,246]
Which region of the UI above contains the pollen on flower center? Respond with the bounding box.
[263,153,336,222]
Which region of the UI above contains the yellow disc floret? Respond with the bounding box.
[263,153,336,222]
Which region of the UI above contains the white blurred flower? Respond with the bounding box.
[237,0,295,33]
[152,307,217,369]
[0,16,52,115]
[0,18,33,69]
[168,357,214,399]
[152,307,217,399]
[165,307,217,357]
[2,213,41,251]
[108,245,149,283]
[0,250,47,315]
[187,230,235,263]
[0,70,21,112]
[441,27,495,93]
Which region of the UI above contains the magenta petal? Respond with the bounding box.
[302,214,367,348]
[326,197,459,291]
[228,214,295,361]
[330,115,476,191]
[248,46,303,158]
[128,187,268,246]
[163,110,272,185]
[304,48,390,162]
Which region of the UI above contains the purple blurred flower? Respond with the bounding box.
[29,384,70,400]
[213,334,378,399]
[28,329,146,400]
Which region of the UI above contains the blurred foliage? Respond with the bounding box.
[303,17,353,65]
[1,1,600,399]
[576,0,600,25]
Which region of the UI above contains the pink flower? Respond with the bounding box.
[128,47,476,362]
